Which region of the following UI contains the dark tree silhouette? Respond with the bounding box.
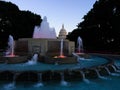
[0,1,42,50]
[67,0,120,53]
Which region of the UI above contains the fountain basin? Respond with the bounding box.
[39,56,78,64]
[76,53,91,59]
[0,54,117,83]
[0,56,28,64]
[0,63,115,82]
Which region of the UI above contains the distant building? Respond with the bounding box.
[58,24,67,39]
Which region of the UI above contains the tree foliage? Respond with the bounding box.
[67,0,120,52]
[0,1,42,49]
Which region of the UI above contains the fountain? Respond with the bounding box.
[76,36,83,54]
[0,35,119,90]
[3,74,17,90]
[57,39,66,58]
[42,38,78,64]
[94,69,108,80]
[5,35,15,57]
[60,72,68,86]
[111,65,120,73]
[0,35,28,64]
[0,15,120,90]
[33,16,56,39]
[104,66,120,76]
[25,53,38,65]
[80,71,90,84]
[75,36,91,59]
[34,73,43,87]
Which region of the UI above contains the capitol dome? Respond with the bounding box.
[58,24,67,39]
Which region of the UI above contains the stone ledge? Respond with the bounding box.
[40,56,78,64]
[0,56,28,64]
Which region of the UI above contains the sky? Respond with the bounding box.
[5,0,96,36]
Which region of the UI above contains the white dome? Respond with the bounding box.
[58,24,67,39]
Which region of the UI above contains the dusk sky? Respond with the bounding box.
[5,0,96,36]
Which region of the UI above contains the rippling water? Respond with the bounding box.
[0,56,120,90]
[0,56,108,71]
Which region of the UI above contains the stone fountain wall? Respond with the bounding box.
[15,38,75,56]
[46,40,68,56]
[15,40,29,56]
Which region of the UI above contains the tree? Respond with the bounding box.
[0,1,42,49]
[67,0,120,52]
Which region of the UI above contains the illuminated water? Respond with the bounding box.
[0,56,120,90]
[77,36,83,53]
[0,56,108,71]
[5,35,15,57]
